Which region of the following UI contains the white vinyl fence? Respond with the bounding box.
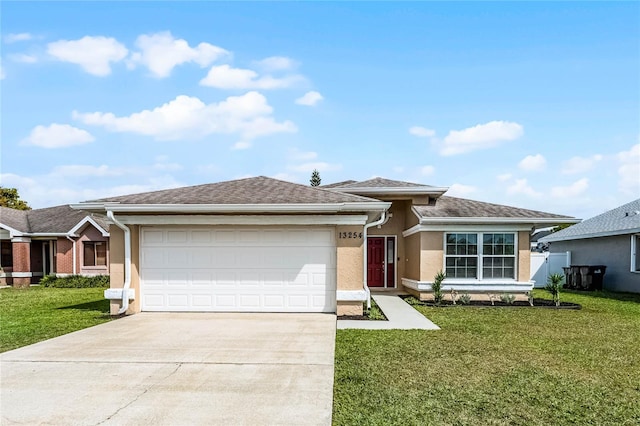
[530,252,571,288]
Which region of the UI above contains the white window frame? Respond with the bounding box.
[443,232,519,280]
[631,234,640,273]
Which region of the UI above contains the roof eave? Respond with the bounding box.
[72,202,392,214]
[419,217,581,225]
[331,187,449,196]
[542,227,640,243]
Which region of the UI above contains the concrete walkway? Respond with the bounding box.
[1,313,336,425]
[337,294,440,330]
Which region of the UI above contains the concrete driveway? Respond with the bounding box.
[1,312,336,425]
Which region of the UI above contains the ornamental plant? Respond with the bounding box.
[545,273,565,307]
[432,270,446,305]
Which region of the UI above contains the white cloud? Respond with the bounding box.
[153,155,183,171]
[200,64,305,89]
[289,150,318,161]
[256,56,297,71]
[47,36,128,76]
[420,165,435,176]
[4,33,32,43]
[497,173,512,182]
[51,165,122,177]
[20,123,94,148]
[128,32,228,78]
[409,126,436,138]
[231,141,252,150]
[551,178,589,199]
[617,144,640,195]
[440,121,523,156]
[295,91,323,106]
[73,91,296,141]
[287,162,341,173]
[445,183,477,197]
[506,178,542,198]
[9,53,38,63]
[562,154,603,175]
[271,172,297,182]
[518,154,546,172]
[0,62,4,80]
[0,169,183,209]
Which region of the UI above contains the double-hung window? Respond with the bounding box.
[445,233,516,279]
[83,242,107,267]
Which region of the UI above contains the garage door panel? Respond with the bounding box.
[140,227,337,313]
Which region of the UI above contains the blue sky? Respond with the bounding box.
[1,1,638,219]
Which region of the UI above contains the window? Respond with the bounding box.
[83,242,106,267]
[632,235,640,273]
[1,241,12,267]
[445,233,516,279]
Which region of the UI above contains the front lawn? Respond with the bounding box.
[333,290,640,425]
[0,287,112,353]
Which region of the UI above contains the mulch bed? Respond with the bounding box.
[337,315,387,321]
[402,297,581,309]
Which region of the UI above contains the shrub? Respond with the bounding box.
[500,293,516,305]
[432,270,446,305]
[458,293,472,305]
[40,275,110,289]
[545,273,564,307]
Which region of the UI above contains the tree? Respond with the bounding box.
[545,273,564,307]
[310,169,321,187]
[0,187,31,210]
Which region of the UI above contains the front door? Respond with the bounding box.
[367,236,396,288]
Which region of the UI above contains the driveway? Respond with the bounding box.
[1,312,336,425]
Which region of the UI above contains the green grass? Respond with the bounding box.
[333,290,640,425]
[0,287,112,353]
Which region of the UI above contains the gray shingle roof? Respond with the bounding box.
[92,176,379,204]
[321,180,357,188]
[0,207,30,233]
[334,177,437,189]
[541,198,640,242]
[414,196,575,220]
[0,205,108,235]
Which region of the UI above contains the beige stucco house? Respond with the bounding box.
[0,205,110,287]
[72,176,577,316]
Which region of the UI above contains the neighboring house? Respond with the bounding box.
[73,176,577,316]
[540,199,640,293]
[0,205,110,287]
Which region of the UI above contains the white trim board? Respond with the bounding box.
[402,278,534,293]
[403,224,533,237]
[116,214,370,226]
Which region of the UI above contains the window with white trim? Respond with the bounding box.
[632,234,640,273]
[445,232,516,279]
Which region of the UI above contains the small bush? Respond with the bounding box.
[40,275,110,289]
[500,293,516,305]
[458,293,472,305]
[545,273,564,307]
[432,270,446,305]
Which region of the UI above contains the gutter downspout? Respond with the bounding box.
[65,236,77,275]
[107,211,131,315]
[362,211,387,310]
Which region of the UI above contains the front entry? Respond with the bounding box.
[367,236,396,288]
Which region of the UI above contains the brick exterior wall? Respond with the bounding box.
[12,241,31,288]
[56,238,74,274]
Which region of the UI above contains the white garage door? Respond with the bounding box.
[139,227,336,312]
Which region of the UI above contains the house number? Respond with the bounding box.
[339,232,363,239]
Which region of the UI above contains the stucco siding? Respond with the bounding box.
[404,233,420,280]
[549,235,640,293]
[108,226,125,315]
[336,225,364,291]
[518,231,531,282]
[420,231,444,281]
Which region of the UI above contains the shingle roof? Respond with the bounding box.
[414,196,575,220]
[92,176,380,204]
[334,177,437,189]
[321,180,357,188]
[0,205,108,235]
[0,207,30,233]
[541,198,640,242]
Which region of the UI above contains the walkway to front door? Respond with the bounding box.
[367,236,396,288]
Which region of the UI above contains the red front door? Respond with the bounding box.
[367,237,385,287]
